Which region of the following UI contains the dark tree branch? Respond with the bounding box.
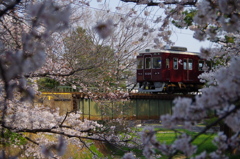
[0,126,105,142]
[0,19,21,49]
[190,105,239,143]
[59,111,73,127]
[0,0,21,18]
[121,0,198,6]
[168,104,240,159]
[78,138,98,157]
[24,136,39,145]
[25,64,104,78]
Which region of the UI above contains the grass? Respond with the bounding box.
[155,128,217,154]
[0,127,221,158]
[63,140,105,159]
[106,127,217,159]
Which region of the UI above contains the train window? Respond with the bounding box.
[153,57,161,69]
[198,60,204,71]
[137,58,143,69]
[199,60,212,71]
[166,58,169,68]
[183,59,193,70]
[189,59,193,70]
[145,57,151,69]
[183,59,187,70]
[173,58,178,70]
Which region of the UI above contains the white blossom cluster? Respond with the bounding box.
[0,0,128,158]
[1,98,107,157]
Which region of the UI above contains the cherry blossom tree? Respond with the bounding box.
[0,0,141,158]
[107,0,240,158]
[4,0,240,158]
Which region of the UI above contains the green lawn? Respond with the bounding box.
[107,127,217,159]
[155,128,217,154]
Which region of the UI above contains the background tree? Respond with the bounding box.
[62,27,116,90]
[37,5,157,93]
[84,7,157,90]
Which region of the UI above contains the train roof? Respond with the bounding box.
[138,46,200,56]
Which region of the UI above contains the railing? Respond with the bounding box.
[41,86,102,93]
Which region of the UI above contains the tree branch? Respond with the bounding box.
[168,104,240,159]
[3,127,105,143]
[59,111,73,127]
[190,105,239,143]
[0,0,21,18]
[121,0,198,6]
[25,64,103,78]
[23,136,39,145]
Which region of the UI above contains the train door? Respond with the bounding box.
[165,58,170,81]
[143,54,152,80]
[152,56,162,81]
[183,58,193,81]
[136,56,144,83]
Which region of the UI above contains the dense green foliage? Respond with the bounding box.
[1,129,27,146]
[37,78,60,91]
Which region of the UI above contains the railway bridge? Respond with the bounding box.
[37,91,195,121]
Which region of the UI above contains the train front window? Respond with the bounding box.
[137,58,143,69]
[173,58,178,70]
[153,57,161,69]
[145,57,151,69]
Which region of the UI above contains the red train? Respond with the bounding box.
[136,46,207,94]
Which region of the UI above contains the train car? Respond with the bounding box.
[136,46,207,94]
